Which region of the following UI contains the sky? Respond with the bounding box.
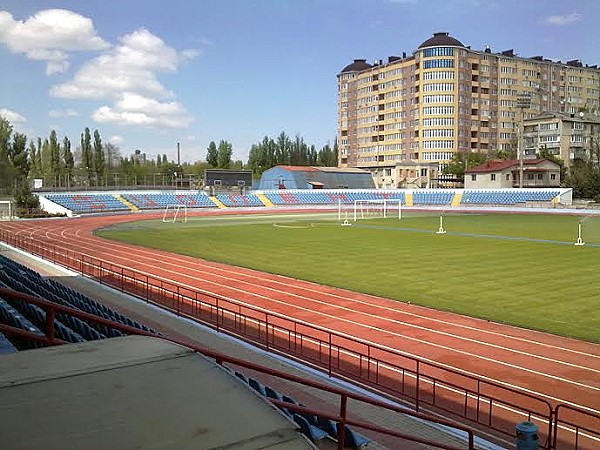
[0,0,599,164]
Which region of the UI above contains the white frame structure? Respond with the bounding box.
[353,199,402,222]
[0,200,15,221]
[162,204,188,223]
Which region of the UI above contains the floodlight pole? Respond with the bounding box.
[517,93,531,189]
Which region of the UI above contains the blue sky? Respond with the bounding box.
[0,0,599,164]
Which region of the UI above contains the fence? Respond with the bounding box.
[0,286,475,450]
[0,228,599,449]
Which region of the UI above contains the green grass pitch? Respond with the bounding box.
[96,211,600,343]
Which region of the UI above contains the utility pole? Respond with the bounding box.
[517,93,531,188]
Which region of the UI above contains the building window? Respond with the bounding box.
[471,174,477,181]
[551,174,556,180]
[420,168,428,177]
[423,59,455,69]
[537,173,543,180]
[491,174,496,181]
[506,174,510,181]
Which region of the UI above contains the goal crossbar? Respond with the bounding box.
[353,199,402,221]
[162,204,188,223]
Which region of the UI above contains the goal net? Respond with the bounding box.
[0,200,15,221]
[353,199,402,221]
[162,204,188,223]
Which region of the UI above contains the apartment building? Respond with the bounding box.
[523,112,600,166]
[337,32,600,187]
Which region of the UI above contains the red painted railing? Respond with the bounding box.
[1,228,599,449]
[0,286,475,450]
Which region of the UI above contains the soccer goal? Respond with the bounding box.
[162,204,188,223]
[353,199,402,221]
[0,200,15,221]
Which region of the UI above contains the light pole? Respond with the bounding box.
[517,93,531,188]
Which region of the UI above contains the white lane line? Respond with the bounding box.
[69,221,600,361]
[56,228,600,377]
[73,244,600,399]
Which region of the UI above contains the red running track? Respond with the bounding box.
[2,212,600,418]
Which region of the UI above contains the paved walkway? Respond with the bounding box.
[2,245,504,450]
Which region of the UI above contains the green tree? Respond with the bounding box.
[63,136,74,187]
[93,129,105,183]
[49,129,62,185]
[9,132,38,210]
[442,151,487,183]
[0,117,13,194]
[217,140,233,168]
[81,128,93,181]
[206,141,218,167]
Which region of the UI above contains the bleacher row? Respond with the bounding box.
[43,189,561,214]
[232,370,370,448]
[0,255,153,353]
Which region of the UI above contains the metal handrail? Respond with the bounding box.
[0,285,474,450]
[2,228,598,449]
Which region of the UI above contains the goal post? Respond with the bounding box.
[162,204,188,223]
[353,199,402,221]
[0,200,15,221]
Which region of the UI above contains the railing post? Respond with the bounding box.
[337,394,347,449]
[45,307,56,345]
[328,332,332,378]
[415,360,420,413]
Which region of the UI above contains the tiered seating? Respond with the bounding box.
[233,370,371,448]
[215,194,263,207]
[0,255,154,352]
[122,192,214,209]
[263,190,405,206]
[461,190,559,205]
[0,297,44,350]
[45,194,129,213]
[264,192,301,205]
[412,191,453,206]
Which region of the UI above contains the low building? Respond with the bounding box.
[369,162,440,189]
[465,159,561,189]
[258,166,374,190]
[523,112,600,167]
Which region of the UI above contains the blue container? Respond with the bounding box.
[516,421,539,450]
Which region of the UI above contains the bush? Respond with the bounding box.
[593,194,600,204]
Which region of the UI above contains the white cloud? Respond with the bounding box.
[109,135,123,145]
[48,108,78,118]
[0,9,108,75]
[92,93,192,129]
[0,108,26,123]
[53,28,197,130]
[544,12,582,26]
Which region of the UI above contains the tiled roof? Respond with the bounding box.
[418,32,464,49]
[466,159,548,173]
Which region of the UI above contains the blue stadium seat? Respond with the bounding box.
[293,414,329,443]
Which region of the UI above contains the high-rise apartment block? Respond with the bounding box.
[337,32,600,188]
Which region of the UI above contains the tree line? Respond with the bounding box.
[0,116,340,210]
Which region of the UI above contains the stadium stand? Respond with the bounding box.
[45,193,130,213]
[215,193,263,207]
[412,190,454,205]
[0,254,152,351]
[39,188,568,214]
[121,192,215,209]
[460,189,560,205]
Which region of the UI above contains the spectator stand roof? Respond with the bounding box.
[258,166,375,190]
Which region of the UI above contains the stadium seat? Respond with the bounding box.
[293,414,329,443]
[340,424,371,449]
[248,378,267,396]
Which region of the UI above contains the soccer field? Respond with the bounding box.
[96,211,600,342]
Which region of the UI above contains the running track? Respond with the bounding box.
[2,212,600,420]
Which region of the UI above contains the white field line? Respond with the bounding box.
[106,264,600,416]
[56,221,600,365]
